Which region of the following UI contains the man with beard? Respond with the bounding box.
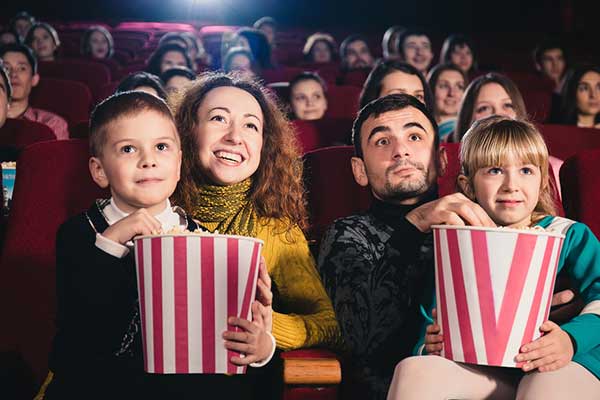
[340,34,375,71]
[317,93,496,400]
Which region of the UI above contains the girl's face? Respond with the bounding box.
[89,31,109,59]
[450,44,473,74]
[194,86,264,185]
[468,152,541,228]
[160,51,187,73]
[472,83,517,123]
[434,70,465,117]
[576,71,600,117]
[32,27,57,61]
[311,41,332,63]
[290,79,328,120]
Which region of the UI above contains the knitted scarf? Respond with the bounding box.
[190,178,258,237]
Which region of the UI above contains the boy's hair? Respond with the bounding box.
[459,115,557,220]
[89,91,175,157]
[0,43,38,74]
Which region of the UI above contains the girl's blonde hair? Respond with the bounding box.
[459,115,557,223]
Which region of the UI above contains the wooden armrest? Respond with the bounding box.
[281,349,342,385]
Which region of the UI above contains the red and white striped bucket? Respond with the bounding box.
[432,225,565,367]
[133,234,263,374]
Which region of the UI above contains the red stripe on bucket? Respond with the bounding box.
[201,237,215,373]
[173,237,189,373]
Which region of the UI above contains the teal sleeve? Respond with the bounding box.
[558,222,600,355]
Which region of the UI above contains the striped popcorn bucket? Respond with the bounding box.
[133,234,263,374]
[432,225,565,367]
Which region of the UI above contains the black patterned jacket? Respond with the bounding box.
[317,197,435,400]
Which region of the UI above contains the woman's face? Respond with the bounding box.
[290,79,328,120]
[89,31,109,59]
[194,86,264,185]
[379,70,425,103]
[434,70,466,117]
[165,75,192,93]
[576,71,600,117]
[472,82,517,122]
[450,44,473,74]
[32,27,57,61]
[228,53,252,73]
[311,41,332,63]
[160,51,187,73]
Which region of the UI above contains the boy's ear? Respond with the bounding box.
[351,156,369,187]
[457,174,475,200]
[89,157,109,189]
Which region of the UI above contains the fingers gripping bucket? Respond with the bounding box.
[133,234,263,374]
[432,225,565,367]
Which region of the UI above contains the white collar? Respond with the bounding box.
[104,199,186,231]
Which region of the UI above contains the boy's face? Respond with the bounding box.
[467,152,541,228]
[2,51,39,102]
[89,110,182,216]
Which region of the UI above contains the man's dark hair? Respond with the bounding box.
[339,34,369,60]
[0,43,38,74]
[359,59,434,111]
[0,60,12,101]
[352,93,439,158]
[115,71,168,100]
[440,34,477,72]
[397,28,431,58]
[89,91,175,157]
[161,66,197,85]
[533,36,568,67]
[9,11,35,31]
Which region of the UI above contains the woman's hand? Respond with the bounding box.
[255,257,272,332]
[424,308,444,355]
[515,320,574,372]
[223,301,274,365]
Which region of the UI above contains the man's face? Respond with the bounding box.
[352,106,444,205]
[2,51,39,102]
[344,40,374,70]
[402,34,433,74]
[538,48,566,83]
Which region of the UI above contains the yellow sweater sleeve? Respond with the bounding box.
[257,220,341,350]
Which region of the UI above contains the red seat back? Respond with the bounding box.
[325,85,361,119]
[338,69,370,87]
[0,118,56,153]
[30,78,92,128]
[0,140,108,391]
[538,124,600,160]
[38,60,111,100]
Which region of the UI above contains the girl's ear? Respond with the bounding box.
[457,174,475,200]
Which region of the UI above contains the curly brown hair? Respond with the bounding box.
[171,71,308,231]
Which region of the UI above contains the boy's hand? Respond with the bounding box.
[255,257,273,332]
[223,301,274,365]
[515,320,574,372]
[425,308,444,355]
[102,209,162,245]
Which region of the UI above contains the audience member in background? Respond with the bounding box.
[9,11,35,42]
[382,25,405,60]
[158,32,189,50]
[359,59,434,111]
[158,32,202,70]
[340,34,375,71]
[303,33,337,64]
[160,66,196,94]
[0,29,19,46]
[25,22,60,62]
[534,37,568,94]
[0,44,68,139]
[253,16,277,48]
[115,71,168,100]
[439,34,477,78]
[80,26,113,60]
[289,72,328,120]
[235,28,273,71]
[222,46,256,77]
[560,65,600,129]
[181,31,211,68]
[427,63,467,140]
[397,29,434,76]
[0,60,12,129]
[146,43,193,77]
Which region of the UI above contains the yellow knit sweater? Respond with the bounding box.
[200,218,340,350]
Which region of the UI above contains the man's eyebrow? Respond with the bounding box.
[367,125,391,141]
[403,122,427,132]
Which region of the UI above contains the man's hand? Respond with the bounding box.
[406,193,496,232]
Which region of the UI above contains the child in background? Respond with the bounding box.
[40,91,274,400]
[387,116,600,399]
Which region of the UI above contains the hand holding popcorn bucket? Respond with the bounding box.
[432,225,565,367]
[133,233,263,374]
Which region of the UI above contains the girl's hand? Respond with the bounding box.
[223,301,273,365]
[515,320,574,372]
[425,308,444,355]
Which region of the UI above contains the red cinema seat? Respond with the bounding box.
[521,88,552,123]
[338,69,370,87]
[262,67,305,84]
[560,148,600,237]
[325,85,361,119]
[0,140,108,398]
[538,124,600,161]
[96,81,119,105]
[292,117,354,150]
[0,118,56,156]
[29,78,92,128]
[38,60,112,100]
[291,120,321,154]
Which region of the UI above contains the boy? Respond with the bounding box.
[43,91,274,399]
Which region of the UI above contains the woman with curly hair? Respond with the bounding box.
[172,71,340,352]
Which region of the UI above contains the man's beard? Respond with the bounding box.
[380,160,431,201]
